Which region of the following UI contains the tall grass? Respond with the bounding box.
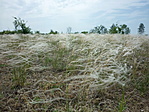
[0,34,149,111]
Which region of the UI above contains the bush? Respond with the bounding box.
[81,31,88,34]
[0,30,17,35]
[13,17,32,34]
[49,30,59,34]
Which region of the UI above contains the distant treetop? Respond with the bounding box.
[138,23,145,34]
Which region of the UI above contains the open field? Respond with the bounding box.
[0,34,149,112]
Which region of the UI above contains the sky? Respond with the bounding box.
[0,0,149,34]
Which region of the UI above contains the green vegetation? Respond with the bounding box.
[81,31,88,34]
[35,30,40,34]
[118,88,126,112]
[11,66,27,88]
[138,23,145,34]
[90,25,108,34]
[0,17,147,35]
[0,30,17,34]
[13,17,32,34]
[109,23,130,34]
[49,30,59,34]
[0,17,32,34]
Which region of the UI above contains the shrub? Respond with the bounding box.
[13,17,32,34]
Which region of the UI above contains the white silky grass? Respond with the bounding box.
[0,34,149,109]
[1,34,148,83]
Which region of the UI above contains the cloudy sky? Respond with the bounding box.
[0,0,149,34]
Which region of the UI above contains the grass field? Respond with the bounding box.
[0,34,149,112]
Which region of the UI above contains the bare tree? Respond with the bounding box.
[67,27,72,34]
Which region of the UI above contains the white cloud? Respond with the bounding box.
[0,0,149,33]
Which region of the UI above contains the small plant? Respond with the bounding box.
[118,88,126,112]
[0,64,7,67]
[44,56,52,67]
[0,93,4,99]
[11,66,27,88]
[52,48,69,71]
[44,41,71,72]
[135,74,149,94]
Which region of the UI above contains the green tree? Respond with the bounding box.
[138,23,145,34]
[109,23,130,34]
[13,17,31,34]
[120,24,130,34]
[103,27,108,34]
[125,27,130,34]
[90,25,108,34]
[109,24,119,34]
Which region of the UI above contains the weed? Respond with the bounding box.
[0,64,7,67]
[11,65,28,88]
[118,88,127,112]
[135,74,149,94]
[44,56,52,66]
[0,93,4,99]
[50,48,69,71]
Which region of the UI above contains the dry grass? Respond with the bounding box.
[0,34,149,112]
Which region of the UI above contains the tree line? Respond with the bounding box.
[0,17,146,35]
